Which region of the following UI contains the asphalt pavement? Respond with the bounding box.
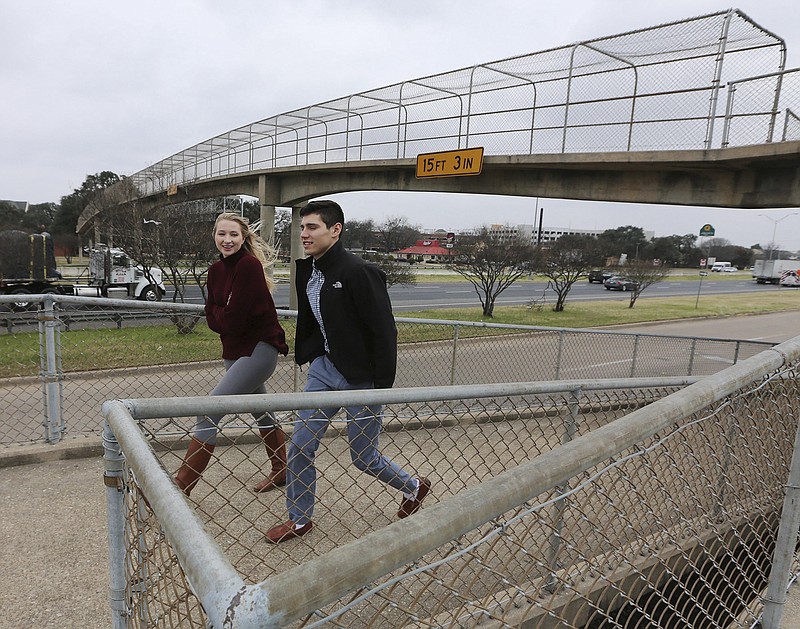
[2,311,800,628]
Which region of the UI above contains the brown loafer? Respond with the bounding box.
[252,472,287,493]
[398,477,431,519]
[266,520,314,544]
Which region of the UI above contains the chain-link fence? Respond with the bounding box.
[102,334,800,628]
[0,295,774,448]
[112,9,787,198]
[724,68,800,145]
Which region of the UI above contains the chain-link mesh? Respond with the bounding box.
[724,68,800,145]
[1,295,772,447]
[104,345,800,628]
[119,383,686,627]
[119,10,786,197]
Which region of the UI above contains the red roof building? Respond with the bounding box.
[395,239,454,263]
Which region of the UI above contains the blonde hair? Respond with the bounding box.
[213,212,277,292]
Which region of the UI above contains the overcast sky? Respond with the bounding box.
[2,1,799,250]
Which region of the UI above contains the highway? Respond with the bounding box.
[386,276,784,312]
[168,274,788,312]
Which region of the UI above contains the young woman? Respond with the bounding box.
[175,212,289,496]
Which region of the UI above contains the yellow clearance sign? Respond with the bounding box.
[416,147,484,178]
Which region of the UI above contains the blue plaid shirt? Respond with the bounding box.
[306,260,329,353]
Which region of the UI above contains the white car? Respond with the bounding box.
[721,266,738,273]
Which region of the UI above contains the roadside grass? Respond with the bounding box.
[403,291,800,328]
[2,324,223,379]
[1,291,797,378]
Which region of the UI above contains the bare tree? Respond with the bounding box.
[104,182,163,299]
[273,209,292,259]
[535,234,602,312]
[376,216,420,253]
[344,219,376,251]
[448,227,534,317]
[152,202,217,303]
[107,192,219,333]
[362,252,415,288]
[622,260,672,308]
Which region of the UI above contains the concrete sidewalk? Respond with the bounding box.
[0,447,108,629]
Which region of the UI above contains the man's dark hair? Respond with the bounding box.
[301,200,345,228]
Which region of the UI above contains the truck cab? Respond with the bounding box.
[88,247,166,300]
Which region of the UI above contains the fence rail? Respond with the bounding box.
[0,294,774,448]
[101,332,800,627]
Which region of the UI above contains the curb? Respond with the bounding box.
[0,438,105,468]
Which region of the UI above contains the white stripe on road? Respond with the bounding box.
[561,359,632,372]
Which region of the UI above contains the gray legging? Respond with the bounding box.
[195,341,279,445]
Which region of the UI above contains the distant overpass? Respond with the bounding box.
[78,9,800,242]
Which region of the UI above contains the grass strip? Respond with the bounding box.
[1,292,798,378]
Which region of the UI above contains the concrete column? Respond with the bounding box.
[259,204,276,243]
[257,173,278,285]
[259,204,276,285]
[289,206,304,310]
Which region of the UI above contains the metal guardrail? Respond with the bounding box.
[0,294,775,447]
[101,331,800,627]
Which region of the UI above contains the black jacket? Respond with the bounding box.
[294,241,397,388]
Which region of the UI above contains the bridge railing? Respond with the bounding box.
[125,9,787,198]
[0,294,774,448]
[101,334,800,627]
[723,67,800,145]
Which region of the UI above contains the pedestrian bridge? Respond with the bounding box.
[78,8,800,233]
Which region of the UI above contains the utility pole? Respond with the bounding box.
[758,212,798,260]
[536,204,544,247]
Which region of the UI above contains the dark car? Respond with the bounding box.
[588,269,614,283]
[604,275,639,291]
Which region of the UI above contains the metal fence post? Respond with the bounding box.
[629,335,640,377]
[555,330,565,379]
[293,361,301,393]
[687,338,697,376]
[450,324,460,385]
[761,415,800,628]
[38,295,64,443]
[546,387,583,591]
[103,421,128,629]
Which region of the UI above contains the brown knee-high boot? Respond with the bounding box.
[253,427,287,493]
[175,437,215,496]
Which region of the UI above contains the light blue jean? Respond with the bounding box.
[286,355,416,525]
[195,341,279,445]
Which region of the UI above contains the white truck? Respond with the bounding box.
[79,246,166,300]
[752,259,800,284]
[0,230,165,303]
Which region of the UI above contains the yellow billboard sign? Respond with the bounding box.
[416,147,484,178]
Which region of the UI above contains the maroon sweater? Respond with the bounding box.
[205,249,289,360]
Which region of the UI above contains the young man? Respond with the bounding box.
[265,200,431,543]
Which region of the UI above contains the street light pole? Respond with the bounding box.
[758,212,799,260]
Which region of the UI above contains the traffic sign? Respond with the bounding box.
[699,224,715,236]
[416,147,484,178]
